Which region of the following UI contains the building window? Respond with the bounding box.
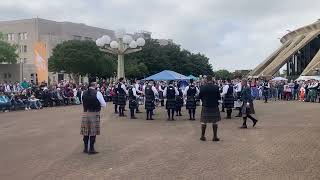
[24,33,27,40]
[73,35,82,40]
[7,33,14,41]
[4,73,7,79]
[8,73,12,78]
[24,58,27,64]
[23,45,27,53]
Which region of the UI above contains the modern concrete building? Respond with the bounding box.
[248,20,320,79]
[0,18,152,83]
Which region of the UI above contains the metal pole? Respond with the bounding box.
[117,39,125,79]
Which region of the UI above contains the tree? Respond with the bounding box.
[49,40,116,79]
[126,39,213,78]
[0,32,18,64]
[214,69,232,80]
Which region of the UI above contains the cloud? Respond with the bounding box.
[1,0,320,71]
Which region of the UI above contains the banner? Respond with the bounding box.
[33,41,48,83]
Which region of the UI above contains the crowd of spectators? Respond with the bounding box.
[248,79,320,103]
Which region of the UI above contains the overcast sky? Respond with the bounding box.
[1,0,320,71]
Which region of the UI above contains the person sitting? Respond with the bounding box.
[0,92,12,112]
[29,95,42,109]
[11,93,25,110]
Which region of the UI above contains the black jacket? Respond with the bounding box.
[199,83,221,107]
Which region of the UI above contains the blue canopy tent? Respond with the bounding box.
[188,75,198,80]
[143,70,190,81]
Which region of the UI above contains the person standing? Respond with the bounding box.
[198,76,221,142]
[158,81,166,107]
[175,83,184,117]
[111,83,118,114]
[234,79,243,117]
[144,80,158,120]
[184,79,199,120]
[80,82,106,155]
[262,79,270,103]
[117,78,128,117]
[221,79,234,119]
[134,80,143,113]
[128,82,139,119]
[164,81,179,121]
[240,79,258,129]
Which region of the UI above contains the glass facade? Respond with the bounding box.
[287,35,320,77]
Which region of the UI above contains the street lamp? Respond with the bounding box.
[96,30,146,79]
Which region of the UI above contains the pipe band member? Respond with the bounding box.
[240,79,258,129]
[164,80,179,121]
[80,81,106,155]
[144,80,158,120]
[199,75,221,142]
[221,79,235,119]
[117,78,128,117]
[184,79,199,120]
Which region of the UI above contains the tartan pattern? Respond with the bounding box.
[200,106,221,123]
[80,112,100,136]
[186,96,196,109]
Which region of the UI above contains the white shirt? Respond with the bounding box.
[234,82,242,93]
[163,86,179,97]
[131,87,139,98]
[120,83,128,95]
[183,85,199,96]
[221,84,229,97]
[135,83,143,94]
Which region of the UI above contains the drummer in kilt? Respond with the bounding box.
[221,79,235,119]
[184,79,199,120]
[175,82,184,117]
[80,81,106,154]
[240,79,258,128]
[158,81,166,107]
[198,75,221,142]
[128,82,139,119]
[144,80,158,120]
[164,80,179,121]
[117,78,128,117]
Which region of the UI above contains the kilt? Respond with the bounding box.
[186,96,196,109]
[145,98,155,110]
[112,95,118,105]
[200,106,221,123]
[223,94,235,109]
[166,98,176,109]
[117,94,126,107]
[175,96,183,109]
[80,111,100,136]
[241,101,255,115]
[129,99,137,109]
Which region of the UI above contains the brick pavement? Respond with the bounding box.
[0,101,319,180]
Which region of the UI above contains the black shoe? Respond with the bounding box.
[115,111,118,114]
[200,136,206,141]
[149,118,155,120]
[240,125,247,129]
[83,145,88,153]
[226,116,231,119]
[88,150,99,155]
[131,116,137,119]
[212,138,220,142]
[253,119,258,127]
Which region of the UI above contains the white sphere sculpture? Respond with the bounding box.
[101,35,111,45]
[136,37,146,46]
[96,38,104,47]
[123,35,133,44]
[129,40,138,48]
[110,41,119,49]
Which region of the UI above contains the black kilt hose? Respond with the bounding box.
[166,98,176,109]
[186,96,197,109]
[200,106,221,123]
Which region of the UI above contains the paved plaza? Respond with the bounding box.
[0,101,319,180]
